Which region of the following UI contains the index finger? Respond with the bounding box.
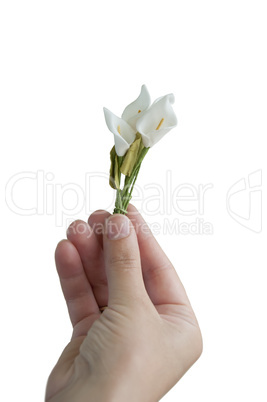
[127,204,191,307]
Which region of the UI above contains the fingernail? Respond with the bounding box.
[106,214,130,240]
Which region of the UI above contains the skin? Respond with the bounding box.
[45,204,202,402]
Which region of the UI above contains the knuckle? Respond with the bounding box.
[188,325,203,361]
[108,254,138,271]
[195,328,203,358]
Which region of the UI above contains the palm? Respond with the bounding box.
[47,206,199,400]
[58,206,196,334]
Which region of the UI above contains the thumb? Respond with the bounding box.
[103,214,147,308]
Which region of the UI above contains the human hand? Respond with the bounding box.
[45,205,202,402]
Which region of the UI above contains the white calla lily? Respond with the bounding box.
[104,86,178,214]
[121,84,151,129]
[136,94,177,148]
[103,107,136,156]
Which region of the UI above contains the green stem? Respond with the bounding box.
[122,164,141,211]
[129,164,141,198]
[113,147,149,214]
[122,147,149,195]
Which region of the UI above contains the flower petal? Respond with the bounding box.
[103,107,136,156]
[121,84,151,129]
[136,94,177,148]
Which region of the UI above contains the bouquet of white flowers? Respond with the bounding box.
[104,85,177,214]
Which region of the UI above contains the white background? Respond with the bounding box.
[0,1,266,401]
